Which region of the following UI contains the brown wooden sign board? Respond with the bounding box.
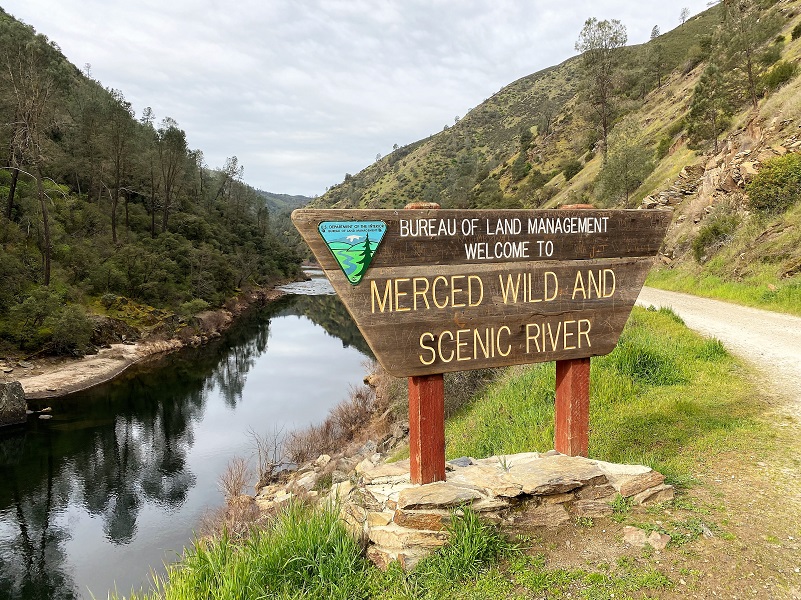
[292,209,670,377]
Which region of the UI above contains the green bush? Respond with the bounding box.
[47,305,94,355]
[656,136,672,160]
[561,159,584,181]
[178,298,210,318]
[792,21,801,40]
[746,153,801,214]
[760,60,798,92]
[692,213,740,262]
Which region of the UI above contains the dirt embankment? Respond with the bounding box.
[3,287,289,401]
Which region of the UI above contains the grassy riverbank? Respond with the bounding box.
[118,307,789,599]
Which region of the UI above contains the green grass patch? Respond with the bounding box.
[647,267,801,317]
[445,307,767,484]
[119,502,372,600]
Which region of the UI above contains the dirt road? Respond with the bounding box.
[636,286,801,412]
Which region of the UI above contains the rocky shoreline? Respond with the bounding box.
[1,285,291,404]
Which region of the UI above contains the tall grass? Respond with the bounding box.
[120,502,371,600]
[444,307,767,484]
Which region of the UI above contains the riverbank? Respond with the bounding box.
[3,286,290,402]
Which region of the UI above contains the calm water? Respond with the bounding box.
[0,274,371,599]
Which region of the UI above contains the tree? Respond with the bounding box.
[105,88,135,243]
[156,117,188,233]
[649,27,667,89]
[0,16,69,284]
[595,122,654,205]
[575,18,628,158]
[687,64,732,153]
[719,0,781,110]
[680,7,690,26]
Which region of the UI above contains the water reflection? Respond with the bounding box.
[0,289,369,599]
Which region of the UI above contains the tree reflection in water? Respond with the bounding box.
[0,292,368,599]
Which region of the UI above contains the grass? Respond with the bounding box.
[118,306,777,599]
[647,267,801,317]
[445,307,768,485]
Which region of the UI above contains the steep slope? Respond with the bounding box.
[311,0,801,311]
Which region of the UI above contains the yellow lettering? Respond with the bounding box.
[456,328,470,361]
[438,330,454,362]
[572,271,586,300]
[526,323,541,353]
[432,276,449,309]
[545,271,558,301]
[451,275,466,308]
[468,275,484,307]
[563,319,576,350]
[497,326,511,357]
[578,319,592,347]
[412,277,430,310]
[603,269,616,297]
[371,280,392,313]
[419,332,436,365]
[394,278,410,312]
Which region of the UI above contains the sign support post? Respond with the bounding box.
[554,204,593,457]
[404,202,447,484]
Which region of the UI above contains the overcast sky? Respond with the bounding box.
[4,1,711,197]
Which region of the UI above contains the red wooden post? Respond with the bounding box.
[554,203,594,457]
[554,357,590,456]
[404,202,447,484]
[408,374,446,484]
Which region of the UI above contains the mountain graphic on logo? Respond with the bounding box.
[318,221,387,285]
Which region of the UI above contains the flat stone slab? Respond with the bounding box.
[592,459,665,496]
[505,454,608,495]
[397,482,484,509]
[361,459,411,484]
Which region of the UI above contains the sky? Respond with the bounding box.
[3,1,712,197]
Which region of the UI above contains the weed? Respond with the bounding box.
[611,494,634,521]
[575,516,595,528]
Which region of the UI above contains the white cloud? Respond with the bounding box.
[3,0,712,195]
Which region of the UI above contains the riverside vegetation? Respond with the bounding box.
[115,307,799,599]
[0,7,307,359]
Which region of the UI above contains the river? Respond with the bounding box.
[0,272,371,599]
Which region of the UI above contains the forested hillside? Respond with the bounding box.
[0,8,303,357]
[313,0,801,311]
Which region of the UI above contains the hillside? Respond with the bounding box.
[0,8,303,357]
[312,0,801,310]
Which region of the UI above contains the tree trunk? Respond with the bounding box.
[6,168,19,219]
[36,166,51,286]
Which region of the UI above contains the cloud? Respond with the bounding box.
[3,0,712,195]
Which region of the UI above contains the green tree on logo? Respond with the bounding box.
[352,233,373,281]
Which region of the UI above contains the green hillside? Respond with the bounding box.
[312,0,801,311]
[0,8,303,356]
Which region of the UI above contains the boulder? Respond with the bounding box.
[0,382,26,427]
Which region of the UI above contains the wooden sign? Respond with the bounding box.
[292,209,670,377]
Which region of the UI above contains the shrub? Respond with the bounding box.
[792,21,801,40]
[656,136,672,160]
[178,298,210,318]
[691,213,740,262]
[760,60,798,92]
[561,159,583,181]
[47,305,94,355]
[746,153,801,214]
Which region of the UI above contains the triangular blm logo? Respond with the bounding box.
[318,221,387,285]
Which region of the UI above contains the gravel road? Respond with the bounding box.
[636,286,801,412]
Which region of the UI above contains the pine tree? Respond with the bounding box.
[352,233,373,280]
